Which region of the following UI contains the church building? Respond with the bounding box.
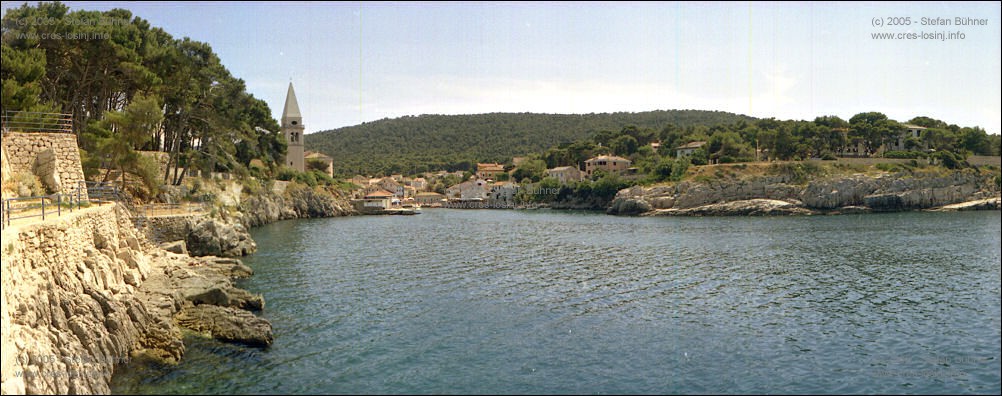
[282,82,306,172]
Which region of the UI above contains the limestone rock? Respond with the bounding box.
[606,197,652,215]
[1,204,273,394]
[648,199,813,216]
[931,197,1001,211]
[185,217,257,257]
[159,240,188,255]
[32,148,61,193]
[175,305,273,347]
[610,168,999,216]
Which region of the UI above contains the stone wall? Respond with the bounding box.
[144,215,198,244]
[1,145,13,199]
[2,132,88,199]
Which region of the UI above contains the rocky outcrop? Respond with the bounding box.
[149,182,355,251]
[185,216,257,257]
[609,168,1000,216]
[240,184,355,228]
[172,186,355,256]
[175,305,273,347]
[931,197,1002,211]
[1,205,272,395]
[646,199,813,216]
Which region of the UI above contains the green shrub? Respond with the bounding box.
[875,163,898,172]
[931,151,967,170]
[242,178,264,196]
[132,155,162,196]
[292,171,318,187]
[13,172,45,197]
[769,162,821,184]
[690,150,709,166]
[884,150,927,159]
[276,166,298,182]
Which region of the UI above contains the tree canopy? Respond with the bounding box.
[1,1,285,186]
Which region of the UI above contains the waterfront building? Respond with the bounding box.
[584,155,632,177]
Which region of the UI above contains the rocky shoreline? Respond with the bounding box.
[1,183,356,395]
[608,168,1001,216]
[0,206,269,394]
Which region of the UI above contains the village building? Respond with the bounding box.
[477,163,505,180]
[488,181,520,207]
[887,124,928,152]
[584,155,632,177]
[404,177,427,191]
[304,151,334,177]
[446,179,490,201]
[413,191,446,206]
[361,189,394,210]
[675,141,706,159]
[546,166,584,184]
[350,175,370,187]
[375,177,405,198]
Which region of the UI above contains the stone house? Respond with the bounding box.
[584,155,632,177]
[546,166,584,184]
[304,151,334,178]
[675,141,706,159]
[413,191,445,205]
[886,124,928,152]
[446,179,489,200]
[477,163,505,180]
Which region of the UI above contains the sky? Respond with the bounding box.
[5,1,1001,134]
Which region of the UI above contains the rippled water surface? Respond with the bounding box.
[113,210,1001,394]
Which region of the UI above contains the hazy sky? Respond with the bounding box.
[10,1,1002,134]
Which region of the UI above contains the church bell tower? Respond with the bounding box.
[281,82,305,172]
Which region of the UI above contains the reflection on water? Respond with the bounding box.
[113,210,1002,394]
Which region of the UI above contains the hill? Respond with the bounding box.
[305,110,756,176]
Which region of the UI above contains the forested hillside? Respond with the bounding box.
[306,110,755,176]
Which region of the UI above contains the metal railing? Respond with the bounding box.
[1,180,207,229]
[2,186,87,228]
[138,202,207,218]
[2,111,74,135]
[84,181,150,229]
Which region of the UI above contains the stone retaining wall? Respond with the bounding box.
[2,132,88,199]
[144,215,198,244]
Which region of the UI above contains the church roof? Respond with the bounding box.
[282,82,302,121]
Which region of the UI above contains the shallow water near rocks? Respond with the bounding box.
[112,209,1001,394]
